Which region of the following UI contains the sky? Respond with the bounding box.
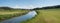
[0,0,60,9]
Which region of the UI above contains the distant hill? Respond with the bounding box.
[0,7,13,10]
[33,5,60,10]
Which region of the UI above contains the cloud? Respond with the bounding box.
[12,5,37,9]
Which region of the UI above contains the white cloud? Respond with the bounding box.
[12,5,21,8]
[12,5,38,9]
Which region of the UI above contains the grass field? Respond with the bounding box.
[0,10,29,21]
[21,9,60,23]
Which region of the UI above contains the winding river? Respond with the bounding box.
[0,11,37,23]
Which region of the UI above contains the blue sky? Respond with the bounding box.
[0,0,60,9]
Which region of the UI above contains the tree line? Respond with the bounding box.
[0,5,60,10]
[33,5,60,10]
[0,7,13,10]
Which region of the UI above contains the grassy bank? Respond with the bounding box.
[0,10,29,21]
[21,9,60,23]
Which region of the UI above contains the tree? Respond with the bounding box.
[0,7,13,10]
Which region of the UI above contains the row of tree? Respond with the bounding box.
[0,7,29,10]
[0,7,13,10]
[33,5,60,10]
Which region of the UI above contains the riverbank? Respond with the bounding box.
[0,10,29,22]
[21,8,60,23]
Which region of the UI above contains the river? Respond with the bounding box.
[0,11,37,23]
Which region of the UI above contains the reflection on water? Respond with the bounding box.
[1,11,37,23]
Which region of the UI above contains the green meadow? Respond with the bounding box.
[21,8,60,23]
[0,10,29,21]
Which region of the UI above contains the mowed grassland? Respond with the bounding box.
[0,10,29,21]
[21,9,60,23]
